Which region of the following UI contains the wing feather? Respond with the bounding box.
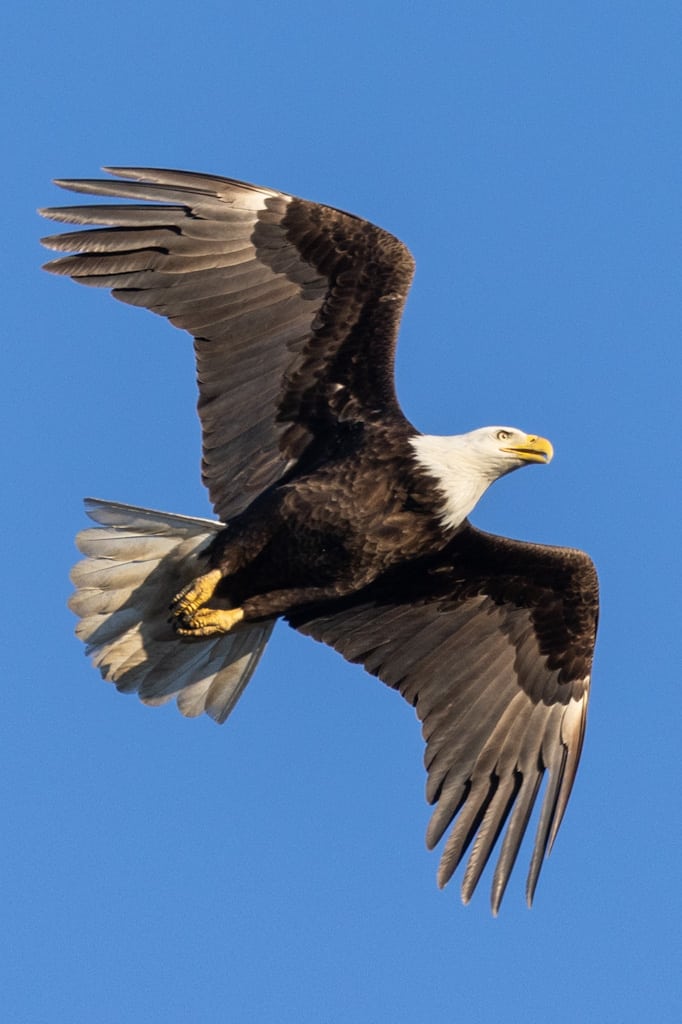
[290,524,598,911]
[41,168,415,520]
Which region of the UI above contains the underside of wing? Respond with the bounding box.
[40,168,415,520]
[289,525,598,912]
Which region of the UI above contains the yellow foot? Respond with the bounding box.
[174,606,245,638]
[170,569,223,617]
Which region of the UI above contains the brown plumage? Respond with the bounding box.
[41,168,599,913]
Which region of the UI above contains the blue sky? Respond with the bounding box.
[4,2,681,1021]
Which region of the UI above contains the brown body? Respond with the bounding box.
[205,424,446,621]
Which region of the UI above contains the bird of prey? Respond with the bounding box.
[40,168,599,912]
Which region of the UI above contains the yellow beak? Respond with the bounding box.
[501,434,554,464]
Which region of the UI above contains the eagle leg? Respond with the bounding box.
[173,606,245,637]
[170,569,223,617]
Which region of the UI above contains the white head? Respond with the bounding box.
[410,426,554,531]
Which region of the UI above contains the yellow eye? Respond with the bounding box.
[496,430,512,441]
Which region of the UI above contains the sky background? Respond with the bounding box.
[3,2,681,1021]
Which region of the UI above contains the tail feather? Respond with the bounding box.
[69,498,274,723]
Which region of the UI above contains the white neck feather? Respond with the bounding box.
[410,434,500,531]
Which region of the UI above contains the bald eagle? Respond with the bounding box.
[40,168,598,913]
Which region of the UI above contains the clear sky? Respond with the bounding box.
[4,2,681,1021]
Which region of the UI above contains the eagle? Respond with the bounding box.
[40,168,599,913]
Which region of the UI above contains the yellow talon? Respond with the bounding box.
[171,569,222,616]
[174,606,245,637]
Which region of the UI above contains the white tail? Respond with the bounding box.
[69,499,275,723]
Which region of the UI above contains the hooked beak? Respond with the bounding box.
[501,434,554,465]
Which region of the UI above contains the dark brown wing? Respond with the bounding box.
[288,523,599,913]
[40,168,415,520]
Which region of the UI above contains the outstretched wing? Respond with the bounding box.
[40,168,415,520]
[289,524,599,913]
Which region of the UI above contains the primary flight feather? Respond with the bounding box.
[41,168,598,913]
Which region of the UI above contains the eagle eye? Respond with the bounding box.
[496,430,512,441]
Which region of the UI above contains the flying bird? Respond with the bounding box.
[40,168,598,913]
